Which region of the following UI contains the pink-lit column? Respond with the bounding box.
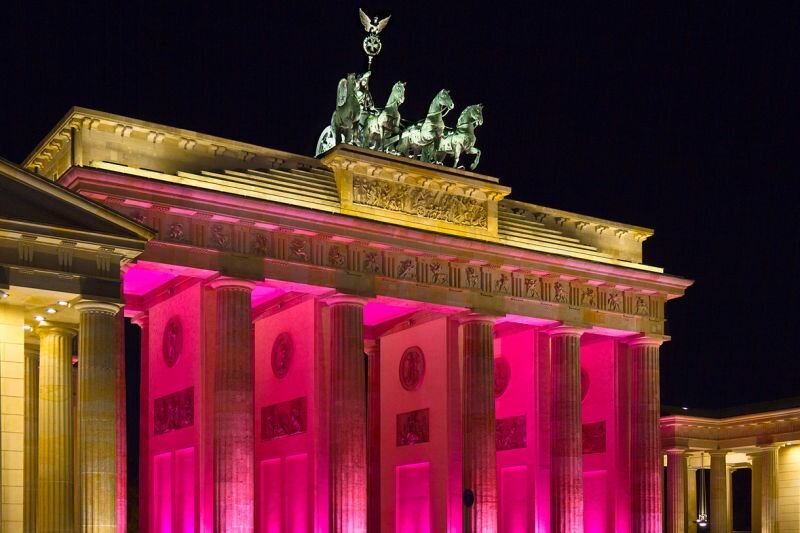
[666,448,687,533]
[75,301,122,532]
[365,338,381,533]
[629,337,663,533]
[131,313,150,533]
[461,315,497,533]
[209,278,256,532]
[759,445,779,533]
[327,295,368,533]
[37,324,77,532]
[709,450,728,533]
[115,311,127,533]
[548,326,584,533]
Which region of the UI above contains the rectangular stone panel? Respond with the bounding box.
[261,396,307,441]
[496,415,527,451]
[396,407,430,446]
[582,421,606,454]
[153,386,194,436]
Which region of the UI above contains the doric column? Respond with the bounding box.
[36,324,77,532]
[629,337,663,533]
[115,312,127,533]
[759,445,779,533]
[549,326,584,533]
[208,278,255,533]
[461,315,497,533]
[687,466,698,533]
[666,448,687,533]
[24,344,39,533]
[365,338,381,533]
[326,295,367,533]
[709,450,728,533]
[131,313,150,533]
[74,301,122,532]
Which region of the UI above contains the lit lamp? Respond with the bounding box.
[695,451,709,528]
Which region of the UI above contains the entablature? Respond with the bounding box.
[61,167,691,336]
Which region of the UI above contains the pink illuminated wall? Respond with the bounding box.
[148,282,203,532]
[380,317,453,532]
[396,462,432,533]
[254,299,316,532]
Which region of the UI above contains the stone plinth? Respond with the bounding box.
[549,327,584,533]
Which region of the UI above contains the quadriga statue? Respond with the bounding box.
[362,81,406,150]
[316,73,359,155]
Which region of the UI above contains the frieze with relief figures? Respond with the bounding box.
[352,175,488,228]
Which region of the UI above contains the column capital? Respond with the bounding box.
[709,449,729,458]
[36,323,78,337]
[322,293,368,307]
[626,335,667,348]
[666,447,688,456]
[456,312,498,325]
[73,300,122,316]
[207,276,257,291]
[545,324,585,337]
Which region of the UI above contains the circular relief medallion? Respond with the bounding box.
[494,357,511,398]
[399,346,426,391]
[271,332,293,379]
[581,368,590,401]
[162,316,183,368]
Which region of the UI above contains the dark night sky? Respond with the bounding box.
[1,2,798,411]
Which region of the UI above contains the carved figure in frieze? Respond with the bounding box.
[363,251,380,273]
[607,292,621,312]
[524,277,540,299]
[396,408,430,446]
[328,245,346,267]
[168,222,185,242]
[636,296,649,315]
[397,258,416,280]
[494,273,509,293]
[251,233,269,256]
[428,262,447,285]
[554,281,568,303]
[289,238,308,261]
[465,266,480,289]
[211,225,228,249]
[581,287,596,307]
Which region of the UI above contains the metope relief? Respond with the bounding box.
[352,175,488,228]
[288,237,310,262]
[327,244,346,268]
[362,250,381,273]
[496,415,526,451]
[154,387,194,436]
[162,316,183,368]
[396,257,417,280]
[396,407,430,446]
[271,332,293,379]
[261,397,307,440]
[399,346,426,391]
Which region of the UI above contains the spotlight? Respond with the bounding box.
[0,290,8,298]
[23,324,32,331]
[34,315,44,322]
[46,308,57,314]
[681,406,689,411]
[57,300,69,306]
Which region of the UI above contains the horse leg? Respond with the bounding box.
[470,148,481,170]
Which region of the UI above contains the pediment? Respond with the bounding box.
[0,157,153,241]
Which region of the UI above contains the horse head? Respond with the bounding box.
[388,81,406,106]
[458,104,484,128]
[430,89,455,116]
